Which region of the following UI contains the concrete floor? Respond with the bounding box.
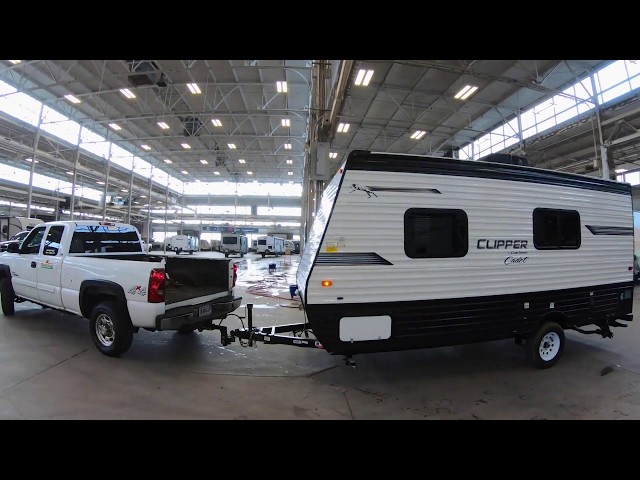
[1,251,640,420]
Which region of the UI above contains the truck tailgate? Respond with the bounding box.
[164,256,233,305]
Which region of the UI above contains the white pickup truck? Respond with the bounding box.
[0,220,242,357]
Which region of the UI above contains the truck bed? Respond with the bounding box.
[163,255,232,305]
[77,253,233,305]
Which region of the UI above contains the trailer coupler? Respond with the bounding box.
[225,303,324,349]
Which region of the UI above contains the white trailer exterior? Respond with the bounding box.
[220,233,248,257]
[256,235,285,257]
[0,216,44,241]
[296,150,634,368]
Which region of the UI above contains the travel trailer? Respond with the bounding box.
[284,150,634,369]
[164,234,199,254]
[256,235,285,258]
[220,233,248,257]
[0,216,43,241]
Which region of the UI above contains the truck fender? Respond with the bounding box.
[0,264,12,281]
[79,280,131,322]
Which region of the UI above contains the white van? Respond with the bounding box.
[220,233,248,257]
[165,234,199,254]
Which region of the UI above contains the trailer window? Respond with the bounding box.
[404,208,468,258]
[533,208,581,249]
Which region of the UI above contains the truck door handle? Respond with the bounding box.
[31,261,36,268]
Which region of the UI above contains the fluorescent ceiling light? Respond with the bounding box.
[157,121,169,129]
[187,83,201,94]
[200,159,208,164]
[337,123,350,133]
[454,85,479,100]
[195,179,201,182]
[66,171,74,175]
[276,81,288,93]
[410,130,427,140]
[281,118,290,127]
[354,69,374,86]
[211,119,222,127]
[9,60,21,65]
[214,171,220,175]
[140,195,147,198]
[247,171,253,175]
[25,158,39,163]
[286,159,293,164]
[109,123,122,131]
[120,88,136,99]
[615,168,628,173]
[228,143,236,149]
[284,143,292,149]
[288,171,293,176]
[181,170,188,175]
[141,144,151,150]
[121,189,128,193]
[96,181,105,185]
[64,94,81,104]
[163,159,172,164]
[181,143,191,149]
[238,159,246,163]
[329,152,337,159]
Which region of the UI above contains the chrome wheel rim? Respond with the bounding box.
[96,313,115,347]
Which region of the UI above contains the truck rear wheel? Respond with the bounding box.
[89,302,134,357]
[0,277,15,316]
[526,321,565,369]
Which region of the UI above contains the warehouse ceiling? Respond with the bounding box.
[1,59,639,221]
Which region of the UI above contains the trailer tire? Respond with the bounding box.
[1,277,15,316]
[89,301,134,357]
[526,321,565,369]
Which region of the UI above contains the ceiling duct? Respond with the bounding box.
[179,116,205,137]
[125,60,168,88]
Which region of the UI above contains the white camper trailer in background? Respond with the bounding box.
[0,216,43,241]
[256,235,285,258]
[220,233,248,257]
[164,234,199,254]
[292,150,634,369]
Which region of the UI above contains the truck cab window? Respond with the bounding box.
[43,226,65,256]
[20,226,46,254]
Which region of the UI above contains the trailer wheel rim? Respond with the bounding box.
[95,313,115,347]
[538,332,560,361]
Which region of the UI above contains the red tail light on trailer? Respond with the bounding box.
[148,268,165,303]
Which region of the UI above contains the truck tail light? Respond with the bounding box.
[148,268,165,303]
[233,262,238,287]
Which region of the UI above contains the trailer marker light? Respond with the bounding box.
[321,280,333,287]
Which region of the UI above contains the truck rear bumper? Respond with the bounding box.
[155,295,242,330]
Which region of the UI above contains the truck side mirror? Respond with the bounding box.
[7,242,20,253]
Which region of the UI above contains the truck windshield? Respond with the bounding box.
[70,225,143,253]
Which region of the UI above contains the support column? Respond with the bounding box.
[101,141,113,220]
[69,126,85,219]
[26,103,45,218]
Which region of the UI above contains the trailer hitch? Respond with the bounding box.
[227,303,324,349]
